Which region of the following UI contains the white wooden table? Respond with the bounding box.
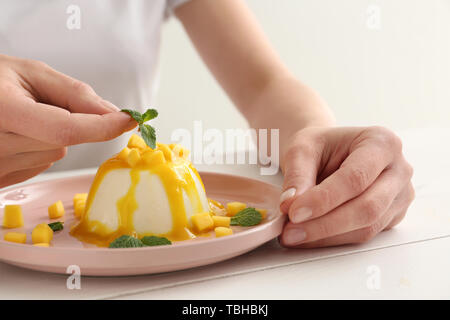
[0,128,449,299]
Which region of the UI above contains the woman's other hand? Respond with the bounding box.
[279,126,414,248]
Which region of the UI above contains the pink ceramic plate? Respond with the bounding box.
[0,172,285,276]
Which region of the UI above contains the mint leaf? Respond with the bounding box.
[109,235,171,248]
[230,208,262,227]
[121,109,142,123]
[141,236,172,246]
[141,109,158,123]
[48,221,64,232]
[139,124,156,149]
[109,235,144,248]
[121,108,158,149]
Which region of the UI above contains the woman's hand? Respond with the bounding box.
[0,54,136,188]
[174,0,414,245]
[279,126,414,248]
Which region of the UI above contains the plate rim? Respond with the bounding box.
[0,171,284,253]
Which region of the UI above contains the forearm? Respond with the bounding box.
[239,74,334,134]
[238,74,335,167]
[176,0,334,166]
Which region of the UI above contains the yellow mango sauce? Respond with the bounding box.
[70,143,214,247]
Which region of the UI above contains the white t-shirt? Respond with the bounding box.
[0,0,189,171]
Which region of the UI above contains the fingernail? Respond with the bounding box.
[284,228,306,245]
[280,187,296,203]
[117,110,134,120]
[291,207,312,223]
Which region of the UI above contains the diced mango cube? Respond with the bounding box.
[74,199,86,218]
[212,216,230,228]
[4,232,27,244]
[256,208,268,219]
[191,212,214,233]
[48,200,65,219]
[31,223,53,244]
[127,134,147,150]
[118,147,131,161]
[33,243,49,247]
[142,150,166,166]
[226,202,246,217]
[156,143,173,162]
[73,193,87,207]
[126,148,141,167]
[2,205,24,228]
[215,227,233,238]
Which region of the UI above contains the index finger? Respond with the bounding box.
[16,58,119,115]
[288,141,394,223]
[1,95,136,145]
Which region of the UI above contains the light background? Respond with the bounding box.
[154,0,449,143]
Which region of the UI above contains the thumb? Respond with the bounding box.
[18,59,118,114]
[279,140,321,215]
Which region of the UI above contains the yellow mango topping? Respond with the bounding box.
[178,148,189,159]
[117,147,131,161]
[48,200,65,219]
[70,140,210,247]
[209,198,227,216]
[73,193,87,207]
[74,199,86,218]
[4,232,27,244]
[209,199,224,209]
[191,212,214,233]
[142,149,166,166]
[256,208,268,219]
[170,144,190,159]
[156,143,173,162]
[212,215,231,228]
[2,205,24,228]
[127,134,147,150]
[32,223,53,244]
[226,202,246,217]
[215,227,233,238]
[126,148,141,167]
[33,243,49,247]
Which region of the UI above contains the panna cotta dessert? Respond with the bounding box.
[70,134,210,247]
[2,110,265,249]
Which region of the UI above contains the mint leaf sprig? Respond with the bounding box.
[230,208,262,227]
[109,235,172,248]
[121,108,158,149]
[109,235,144,248]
